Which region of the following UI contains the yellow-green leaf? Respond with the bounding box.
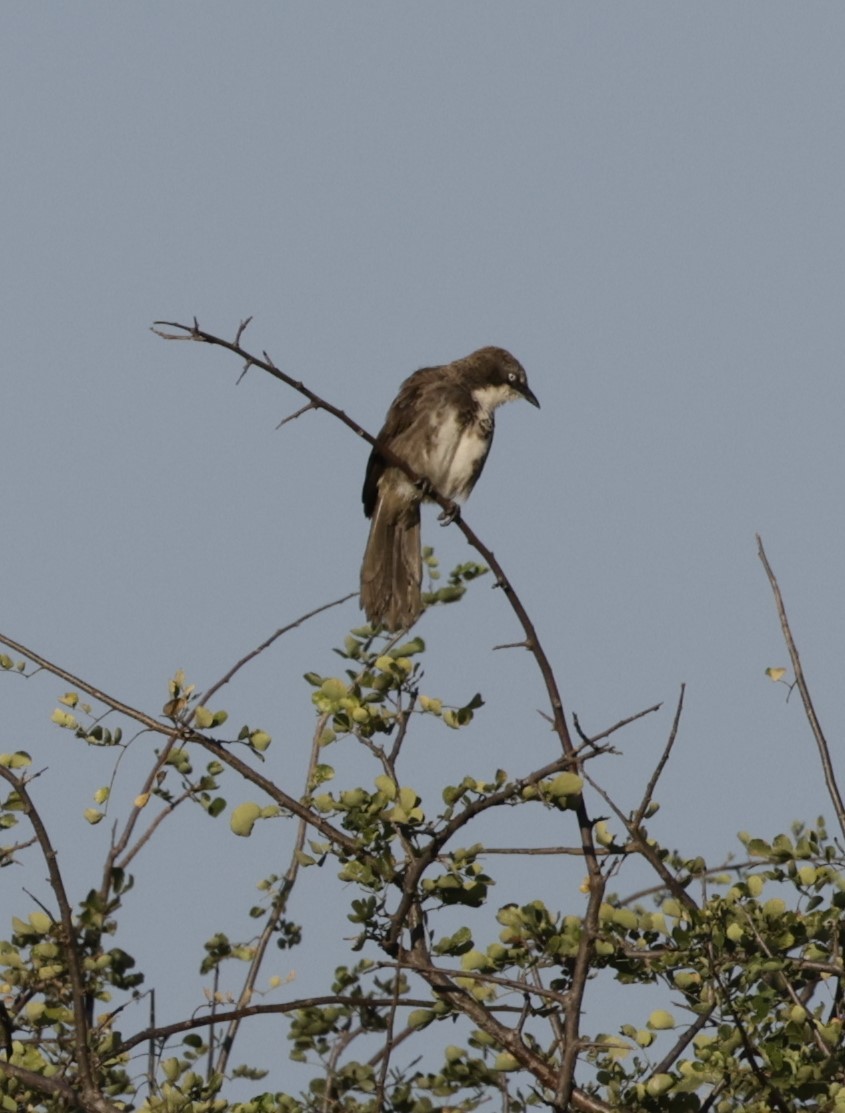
[51,709,78,730]
[494,1052,520,1071]
[646,1074,674,1097]
[407,1009,436,1029]
[29,912,52,934]
[546,772,584,799]
[0,752,31,769]
[398,786,419,812]
[319,678,347,701]
[374,774,397,800]
[194,706,214,729]
[230,802,262,837]
[460,950,488,971]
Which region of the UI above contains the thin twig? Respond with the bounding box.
[631,685,685,829]
[756,534,845,841]
[198,592,357,708]
[574,701,663,747]
[214,713,330,1076]
[276,401,318,428]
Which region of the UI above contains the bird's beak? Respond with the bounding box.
[522,384,540,409]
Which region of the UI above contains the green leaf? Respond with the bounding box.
[230,802,262,837]
[319,678,347,700]
[51,709,78,730]
[546,772,584,799]
[374,775,397,800]
[407,1008,436,1029]
[194,706,214,729]
[29,911,52,934]
[250,730,272,752]
[460,949,489,971]
[0,752,31,769]
[646,1074,674,1097]
[494,1052,520,1071]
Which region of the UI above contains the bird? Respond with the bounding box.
[360,346,539,631]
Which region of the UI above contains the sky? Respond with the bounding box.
[2,2,845,1098]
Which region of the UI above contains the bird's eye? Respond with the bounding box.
[508,371,516,382]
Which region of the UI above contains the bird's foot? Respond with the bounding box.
[438,501,461,525]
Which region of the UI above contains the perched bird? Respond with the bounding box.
[360,346,539,630]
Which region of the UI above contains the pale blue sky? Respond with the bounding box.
[2,3,844,1094]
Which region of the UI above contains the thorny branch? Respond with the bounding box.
[154,317,605,1100]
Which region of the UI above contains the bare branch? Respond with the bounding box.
[756,534,845,841]
[574,700,663,747]
[234,316,253,345]
[276,401,319,428]
[198,592,356,708]
[631,684,685,830]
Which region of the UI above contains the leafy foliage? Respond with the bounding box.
[1,551,844,1113]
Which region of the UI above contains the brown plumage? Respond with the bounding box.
[360,347,539,630]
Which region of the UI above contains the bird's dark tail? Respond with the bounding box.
[360,491,422,631]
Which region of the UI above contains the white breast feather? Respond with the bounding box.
[426,409,490,501]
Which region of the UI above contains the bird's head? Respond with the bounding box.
[464,346,540,411]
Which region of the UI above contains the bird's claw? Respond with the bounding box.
[438,502,460,525]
